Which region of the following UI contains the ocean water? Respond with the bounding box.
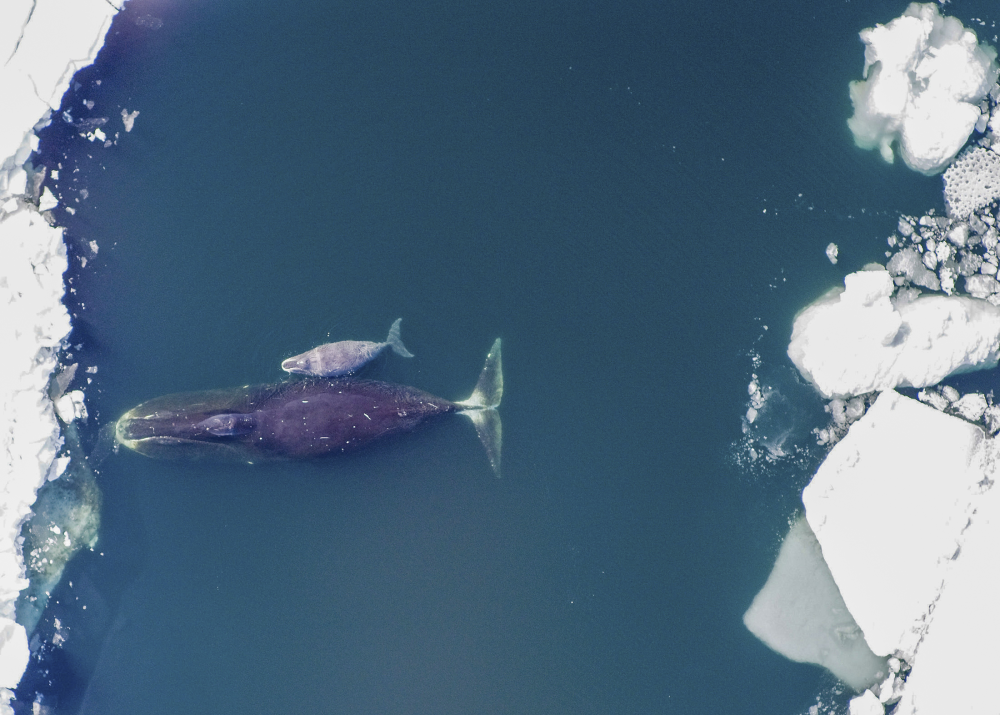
[15,0,998,713]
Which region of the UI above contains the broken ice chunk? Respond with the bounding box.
[54,391,87,424]
[38,188,58,212]
[121,109,140,132]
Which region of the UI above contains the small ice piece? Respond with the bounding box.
[846,4,1000,174]
[898,217,915,237]
[54,390,87,424]
[935,240,953,264]
[918,388,951,411]
[958,250,983,276]
[965,274,1000,298]
[826,243,839,264]
[845,397,866,421]
[953,392,988,421]
[985,404,1000,434]
[941,385,960,403]
[938,263,957,295]
[947,223,969,246]
[121,109,140,132]
[39,187,59,212]
[976,108,990,133]
[848,690,884,715]
[743,516,888,691]
[887,248,940,290]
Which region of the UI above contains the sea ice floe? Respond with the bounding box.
[0,619,27,690]
[846,3,999,175]
[1,0,121,709]
[787,268,1000,398]
[888,465,1000,715]
[802,390,988,660]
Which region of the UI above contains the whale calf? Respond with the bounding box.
[116,339,503,474]
[281,318,414,377]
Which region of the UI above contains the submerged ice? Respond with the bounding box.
[743,516,887,691]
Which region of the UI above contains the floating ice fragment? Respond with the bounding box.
[54,390,87,424]
[38,187,58,212]
[918,388,951,411]
[947,223,970,246]
[965,273,1000,297]
[953,392,988,421]
[826,243,839,264]
[788,268,1000,398]
[847,3,999,174]
[887,248,940,290]
[121,109,139,132]
[848,690,884,715]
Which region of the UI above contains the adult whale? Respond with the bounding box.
[115,339,503,475]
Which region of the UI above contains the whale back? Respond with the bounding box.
[116,379,457,462]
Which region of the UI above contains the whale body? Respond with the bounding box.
[116,339,502,474]
[281,318,414,377]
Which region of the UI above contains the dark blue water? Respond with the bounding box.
[18,1,997,713]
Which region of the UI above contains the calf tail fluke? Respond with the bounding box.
[386,318,414,358]
[457,338,503,476]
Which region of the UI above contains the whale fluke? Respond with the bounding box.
[386,318,414,358]
[456,338,503,476]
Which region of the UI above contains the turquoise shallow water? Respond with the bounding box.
[16,0,998,712]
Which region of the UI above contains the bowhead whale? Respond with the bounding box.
[281,318,414,377]
[115,339,502,474]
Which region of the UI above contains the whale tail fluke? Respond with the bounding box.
[386,318,414,358]
[456,338,502,476]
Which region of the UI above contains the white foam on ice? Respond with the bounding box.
[847,3,999,175]
[787,268,1000,398]
[0,0,120,709]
